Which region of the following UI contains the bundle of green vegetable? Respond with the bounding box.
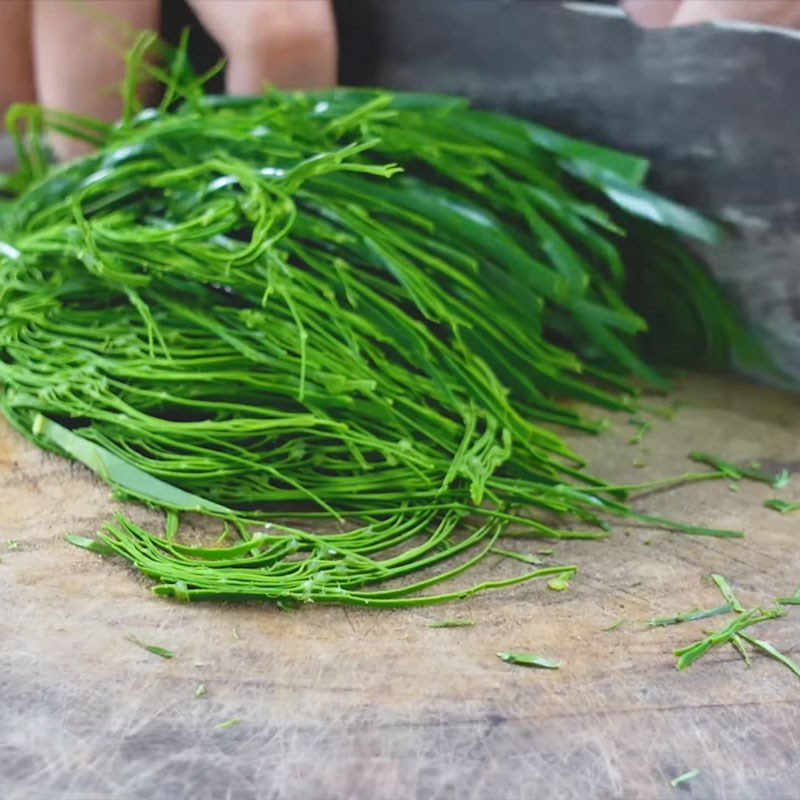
[0,36,753,606]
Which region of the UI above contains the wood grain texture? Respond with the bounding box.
[1,375,799,799]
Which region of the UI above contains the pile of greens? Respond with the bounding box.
[0,36,755,606]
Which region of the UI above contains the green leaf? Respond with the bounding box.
[497,651,561,669]
[33,415,233,516]
[125,633,175,659]
[65,533,116,556]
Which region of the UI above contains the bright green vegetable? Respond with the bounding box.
[646,603,733,627]
[627,419,651,446]
[777,588,800,606]
[731,634,752,667]
[428,619,475,628]
[0,34,758,607]
[497,651,561,669]
[737,632,800,681]
[765,499,800,514]
[125,633,176,659]
[710,573,745,614]
[674,607,785,670]
[670,768,700,788]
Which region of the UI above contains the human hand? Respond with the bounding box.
[623,0,800,29]
[0,0,337,159]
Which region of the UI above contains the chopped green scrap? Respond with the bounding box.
[125,633,176,659]
[728,483,739,493]
[710,574,745,613]
[765,499,800,514]
[690,452,741,479]
[738,632,800,680]
[772,469,791,489]
[690,452,778,485]
[547,570,574,591]
[429,619,475,628]
[490,546,542,565]
[646,603,733,627]
[777,588,800,606]
[65,533,116,555]
[195,683,206,698]
[537,549,555,556]
[628,420,652,445]
[217,718,241,730]
[603,619,625,632]
[670,768,700,788]
[6,541,19,551]
[633,459,647,469]
[497,651,561,669]
[232,627,240,641]
[674,607,785,670]
[731,634,752,667]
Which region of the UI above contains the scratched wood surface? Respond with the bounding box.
[1,374,799,800]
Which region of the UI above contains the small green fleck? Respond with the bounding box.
[627,420,651,446]
[537,548,555,556]
[429,619,475,628]
[728,483,739,493]
[643,539,652,546]
[125,633,175,659]
[6,540,19,551]
[547,571,572,591]
[670,768,700,788]
[193,660,206,668]
[232,627,240,641]
[633,459,647,469]
[497,651,561,669]
[772,469,791,490]
[217,717,241,730]
[603,619,625,632]
[195,683,206,698]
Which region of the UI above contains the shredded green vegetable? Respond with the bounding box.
[0,34,759,607]
[627,419,651,446]
[737,632,800,681]
[670,768,700,788]
[125,633,176,659]
[497,651,561,669]
[765,499,800,514]
[428,619,474,628]
[674,607,785,670]
[730,634,752,667]
[777,588,800,606]
[710,573,745,613]
[646,603,733,627]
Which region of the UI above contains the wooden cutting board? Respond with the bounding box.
[1,374,799,799]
